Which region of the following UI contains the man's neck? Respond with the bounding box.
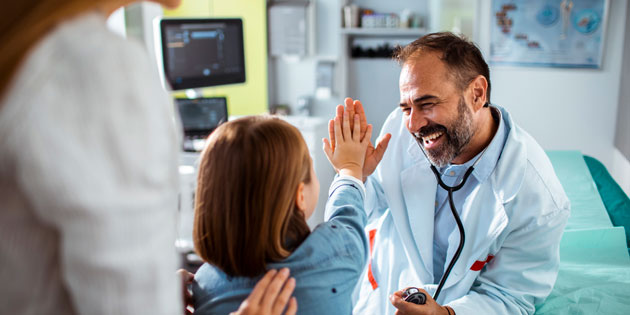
[451,107,499,165]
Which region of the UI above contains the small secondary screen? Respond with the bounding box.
[176,97,228,134]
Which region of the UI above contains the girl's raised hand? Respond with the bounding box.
[322,105,373,181]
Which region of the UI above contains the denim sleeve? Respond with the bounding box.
[323,176,369,269]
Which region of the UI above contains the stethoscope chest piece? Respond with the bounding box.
[403,287,427,305]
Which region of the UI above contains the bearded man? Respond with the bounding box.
[329,33,570,315]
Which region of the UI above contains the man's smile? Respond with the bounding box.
[421,131,444,149]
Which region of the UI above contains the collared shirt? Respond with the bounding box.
[432,107,509,283]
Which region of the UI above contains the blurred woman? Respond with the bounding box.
[0,2,301,314]
[0,1,182,314]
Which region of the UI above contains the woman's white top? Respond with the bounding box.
[0,12,180,314]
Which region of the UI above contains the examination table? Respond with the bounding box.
[536,151,630,314]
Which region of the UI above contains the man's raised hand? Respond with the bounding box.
[327,97,391,181]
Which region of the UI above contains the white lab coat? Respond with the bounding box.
[353,106,570,315]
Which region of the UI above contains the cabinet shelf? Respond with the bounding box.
[340,27,427,37]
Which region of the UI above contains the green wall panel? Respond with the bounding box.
[164,0,268,116]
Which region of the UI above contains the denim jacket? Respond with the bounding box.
[193,176,368,315]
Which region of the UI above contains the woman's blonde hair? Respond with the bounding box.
[193,116,312,277]
[0,1,134,100]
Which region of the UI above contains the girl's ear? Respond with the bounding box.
[295,182,306,211]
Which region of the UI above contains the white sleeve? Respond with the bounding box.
[9,27,180,314]
[364,175,389,224]
[363,109,399,225]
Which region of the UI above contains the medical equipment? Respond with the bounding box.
[402,287,427,304]
[175,97,228,152]
[158,18,246,91]
[405,135,489,304]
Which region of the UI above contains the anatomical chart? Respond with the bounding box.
[490,0,608,68]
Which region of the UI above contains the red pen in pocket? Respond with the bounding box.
[470,255,495,271]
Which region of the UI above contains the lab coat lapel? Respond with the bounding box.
[440,108,527,293]
[397,137,437,279]
[441,184,508,291]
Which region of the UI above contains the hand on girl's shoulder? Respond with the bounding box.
[230,268,297,315]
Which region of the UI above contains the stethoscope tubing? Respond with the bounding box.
[429,164,472,301]
[418,141,487,302]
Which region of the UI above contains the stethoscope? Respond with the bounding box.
[403,134,489,305]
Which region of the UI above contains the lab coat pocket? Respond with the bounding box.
[437,252,493,304]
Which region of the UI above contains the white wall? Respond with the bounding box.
[476,0,629,195]
[106,8,126,37]
[613,148,630,195]
[270,0,630,195]
[269,0,431,134]
[614,0,630,195]
[123,2,163,66]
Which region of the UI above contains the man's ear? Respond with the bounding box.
[468,75,488,112]
[295,182,306,211]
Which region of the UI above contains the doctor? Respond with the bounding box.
[328,33,570,314]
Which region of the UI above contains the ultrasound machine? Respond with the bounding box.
[156,18,245,269]
[158,18,245,152]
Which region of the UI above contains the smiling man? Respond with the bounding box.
[336,33,571,315]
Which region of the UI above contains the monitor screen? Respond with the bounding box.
[175,97,228,135]
[160,18,245,90]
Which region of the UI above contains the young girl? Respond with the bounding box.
[192,112,372,314]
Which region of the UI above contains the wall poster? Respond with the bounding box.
[490,0,609,68]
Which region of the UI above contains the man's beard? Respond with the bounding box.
[414,97,475,168]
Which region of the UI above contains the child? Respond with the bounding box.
[192,111,373,314]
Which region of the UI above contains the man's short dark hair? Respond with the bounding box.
[394,32,491,104]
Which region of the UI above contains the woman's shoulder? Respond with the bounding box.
[50,12,143,66]
[1,11,171,131]
[16,11,154,93]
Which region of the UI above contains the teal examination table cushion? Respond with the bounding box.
[534,151,630,314]
[583,155,630,249]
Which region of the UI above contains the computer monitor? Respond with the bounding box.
[159,18,246,90]
[176,97,228,137]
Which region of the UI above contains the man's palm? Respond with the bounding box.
[328,98,391,181]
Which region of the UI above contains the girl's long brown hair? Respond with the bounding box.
[193,116,312,277]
